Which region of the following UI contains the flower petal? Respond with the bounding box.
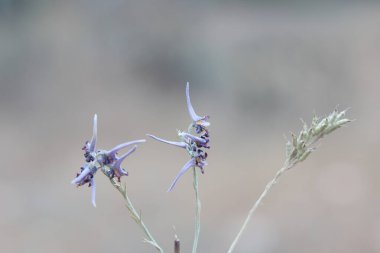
[167,158,196,192]
[197,118,210,127]
[89,114,97,152]
[91,178,96,207]
[178,132,207,144]
[113,145,137,172]
[71,165,91,185]
[198,160,208,167]
[147,134,187,149]
[107,139,146,157]
[186,82,202,122]
[197,160,207,174]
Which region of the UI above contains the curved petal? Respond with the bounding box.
[71,165,90,185]
[186,82,202,122]
[147,134,187,149]
[179,132,207,144]
[91,178,96,207]
[116,168,128,177]
[89,114,97,152]
[198,160,208,167]
[197,160,208,172]
[113,146,137,169]
[107,139,146,157]
[167,158,196,192]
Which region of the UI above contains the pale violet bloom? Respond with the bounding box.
[148,83,210,191]
[72,114,145,207]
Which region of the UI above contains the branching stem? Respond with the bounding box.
[110,178,164,253]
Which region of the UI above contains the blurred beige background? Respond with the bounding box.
[0,1,379,252]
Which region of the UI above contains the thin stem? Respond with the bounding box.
[111,179,164,253]
[192,167,201,253]
[227,160,296,253]
[226,109,350,253]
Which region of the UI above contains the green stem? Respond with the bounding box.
[192,167,201,253]
[111,179,164,253]
[227,161,295,253]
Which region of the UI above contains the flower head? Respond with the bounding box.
[148,82,210,191]
[72,114,145,207]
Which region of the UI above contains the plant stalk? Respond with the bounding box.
[111,179,164,253]
[192,167,201,253]
[227,160,295,253]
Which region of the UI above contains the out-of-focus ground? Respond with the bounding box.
[0,1,379,252]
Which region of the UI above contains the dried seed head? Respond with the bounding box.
[285,109,351,165]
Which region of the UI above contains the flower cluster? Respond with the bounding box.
[148,82,210,191]
[71,114,145,207]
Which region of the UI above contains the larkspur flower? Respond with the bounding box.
[148,82,210,191]
[72,114,145,207]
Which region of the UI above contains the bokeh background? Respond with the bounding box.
[1,1,379,252]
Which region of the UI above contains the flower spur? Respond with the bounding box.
[186,82,210,133]
[148,82,210,191]
[72,114,145,207]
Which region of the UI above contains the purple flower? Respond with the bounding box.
[148,83,210,191]
[72,114,145,207]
